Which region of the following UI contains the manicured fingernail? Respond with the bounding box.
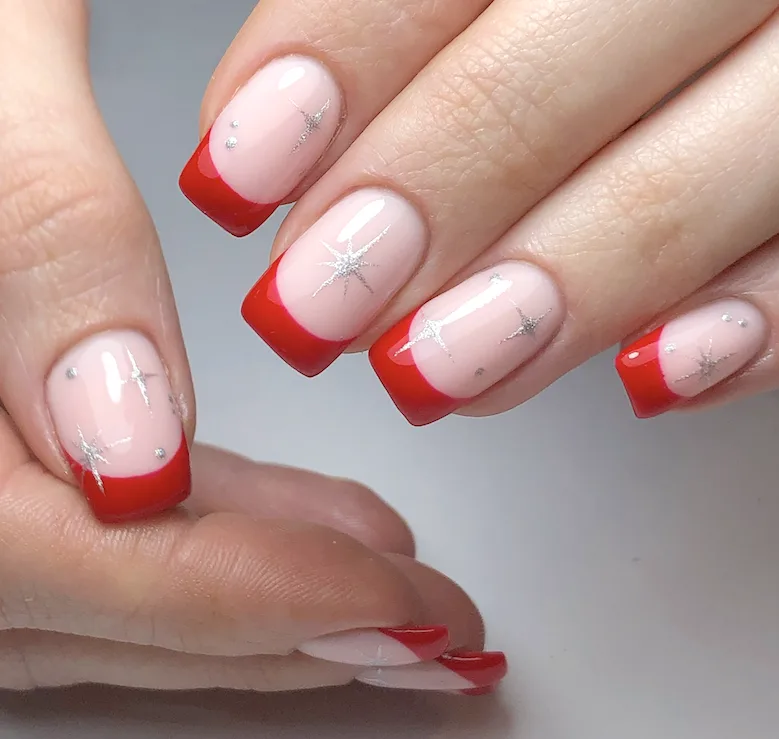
[242,189,426,376]
[616,298,767,419]
[46,330,190,522]
[298,625,449,666]
[179,55,342,237]
[356,651,508,692]
[369,261,564,425]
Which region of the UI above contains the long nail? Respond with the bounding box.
[179,55,342,237]
[369,261,564,425]
[356,651,508,692]
[616,298,767,418]
[298,625,449,666]
[242,188,426,376]
[46,330,190,522]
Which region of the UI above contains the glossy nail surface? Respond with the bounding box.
[616,299,766,418]
[243,189,426,376]
[356,651,508,692]
[298,625,449,666]
[47,331,190,522]
[180,55,341,236]
[370,261,563,425]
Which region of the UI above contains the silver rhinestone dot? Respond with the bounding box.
[65,367,78,379]
[722,314,733,323]
[474,368,485,377]
[230,120,239,128]
[154,448,166,460]
[664,344,676,354]
[225,136,238,150]
[738,319,748,328]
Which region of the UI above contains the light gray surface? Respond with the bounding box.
[2,1,778,737]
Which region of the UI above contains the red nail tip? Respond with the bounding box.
[437,651,508,687]
[179,128,280,237]
[64,432,191,523]
[369,314,461,426]
[615,326,681,419]
[378,625,450,661]
[242,256,352,377]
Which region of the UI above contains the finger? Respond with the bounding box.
[373,8,779,423]
[0,440,475,657]
[188,443,415,556]
[0,630,356,691]
[615,238,779,417]
[0,0,193,520]
[0,628,506,694]
[241,0,778,378]
[179,0,491,235]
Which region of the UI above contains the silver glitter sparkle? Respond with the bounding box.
[230,120,239,128]
[502,303,550,342]
[312,227,389,298]
[475,367,485,377]
[722,314,733,323]
[664,343,676,354]
[225,136,238,150]
[291,99,331,153]
[738,319,748,328]
[124,349,157,409]
[73,426,131,494]
[154,448,167,460]
[395,272,514,360]
[395,316,451,358]
[674,338,736,385]
[65,367,78,379]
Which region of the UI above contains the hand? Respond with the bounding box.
[0,437,504,692]
[181,0,779,424]
[0,0,506,694]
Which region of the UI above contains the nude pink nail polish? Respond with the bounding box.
[180,55,342,236]
[242,188,427,375]
[370,262,564,424]
[298,625,449,666]
[46,331,190,522]
[616,298,767,418]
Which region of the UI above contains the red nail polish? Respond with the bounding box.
[378,625,450,661]
[438,651,508,687]
[369,313,461,426]
[179,128,280,237]
[242,256,351,377]
[64,432,191,523]
[615,327,679,419]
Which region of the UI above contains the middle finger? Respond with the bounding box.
[242,0,777,376]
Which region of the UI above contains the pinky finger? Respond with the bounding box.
[615,237,779,418]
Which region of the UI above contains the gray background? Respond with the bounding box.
[2,1,778,737]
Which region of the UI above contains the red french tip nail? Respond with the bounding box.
[437,651,508,687]
[242,256,351,377]
[179,128,281,238]
[378,625,450,662]
[65,431,191,523]
[369,314,461,426]
[615,326,680,419]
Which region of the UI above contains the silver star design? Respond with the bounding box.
[502,303,550,342]
[312,227,388,298]
[124,349,157,409]
[674,339,735,385]
[394,316,451,358]
[291,99,331,153]
[73,427,131,494]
